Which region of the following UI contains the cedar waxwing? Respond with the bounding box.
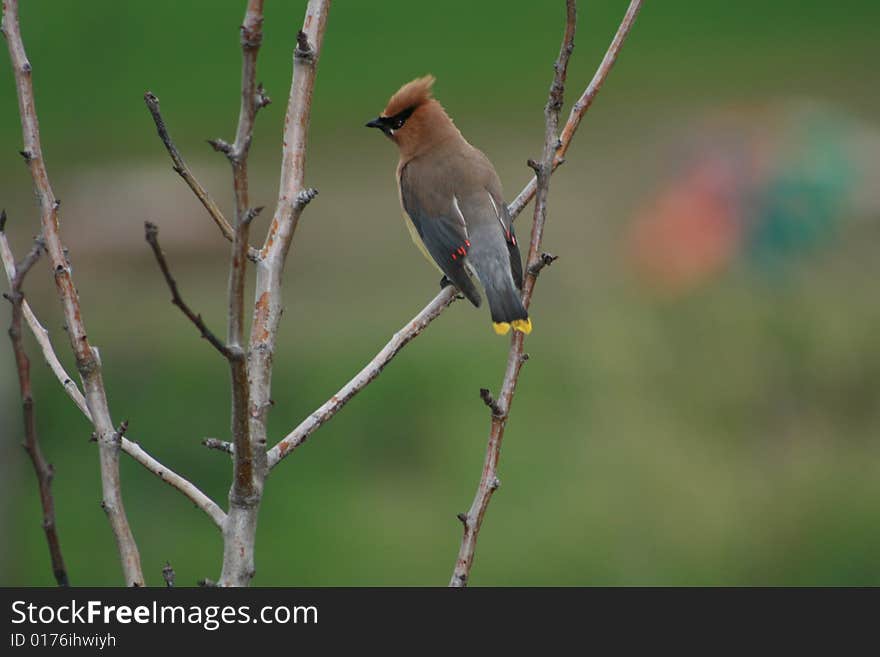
[366,75,532,335]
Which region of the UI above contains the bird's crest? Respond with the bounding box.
[383,75,436,118]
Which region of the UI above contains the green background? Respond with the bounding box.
[1,0,879,585]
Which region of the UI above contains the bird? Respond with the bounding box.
[366,75,532,335]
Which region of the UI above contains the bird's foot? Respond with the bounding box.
[439,275,453,289]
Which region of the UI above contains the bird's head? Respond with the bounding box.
[366,75,459,158]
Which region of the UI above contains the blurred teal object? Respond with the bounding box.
[747,107,859,265]
[629,102,875,293]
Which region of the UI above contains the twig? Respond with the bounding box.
[217,0,331,588]
[268,1,641,473]
[3,227,68,586]
[507,0,644,220]
[144,222,231,358]
[528,252,559,276]
[162,561,175,588]
[2,0,144,585]
[143,92,260,261]
[450,0,577,588]
[0,227,227,532]
[228,0,264,217]
[121,438,226,529]
[203,438,235,455]
[266,286,458,468]
[479,388,503,418]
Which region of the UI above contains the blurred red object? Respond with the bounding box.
[628,156,743,294]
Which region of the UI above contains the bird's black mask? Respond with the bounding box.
[365,105,416,138]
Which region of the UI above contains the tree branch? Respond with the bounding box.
[2,224,68,586]
[218,0,331,587]
[228,0,264,217]
[507,0,645,220]
[143,91,261,261]
[0,226,89,416]
[266,286,458,468]
[2,0,144,585]
[120,438,227,530]
[222,0,265,531]
[0,224,227,532]
[144,221,232,358]
[450,0,577,589]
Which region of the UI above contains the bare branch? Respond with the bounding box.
[266,286,458,468]
[228,0,265,212]
[144,221,232,358]
[2,0,143,585]
[215,0,270,589]
[0,226,227,532]
[228,201,253,503]
[450,0,578,589]
[120,438,226,529]
[507,0,645,220]
[217,0,331,588]
[144,92,261,262]
[222,3,265,511]
[2,227,68,586]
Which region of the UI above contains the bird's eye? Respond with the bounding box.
[388,106,416,132]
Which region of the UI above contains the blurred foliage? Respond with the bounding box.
[1,0,879,585]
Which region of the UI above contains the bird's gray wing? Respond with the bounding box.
[400,162,482,307]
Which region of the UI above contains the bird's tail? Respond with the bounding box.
[485,279,531,335]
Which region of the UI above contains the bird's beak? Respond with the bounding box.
[365,117,384,129]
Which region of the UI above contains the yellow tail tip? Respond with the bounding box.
[512,318,533,335]
[492,318,532,335]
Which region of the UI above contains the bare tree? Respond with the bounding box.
[1,0,642,586]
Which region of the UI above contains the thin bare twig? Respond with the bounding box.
[450,0,577,588]
[479,388,503,418]
[267,0,642,474]
[162,561,175,588]
[143,92,261,261]
[121,438,226,529]
[2,225,67,586]
[507,0,645,220]
[266,286,458,468]
[144,217,255,500]
[144,222,231,358]
[203,437,235,455]
[528,252,559,276]
[217,0,331,587]
[2,0,144,585]
[0,225,227,532]
[0,229,89,415]
[227,0,264,218]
